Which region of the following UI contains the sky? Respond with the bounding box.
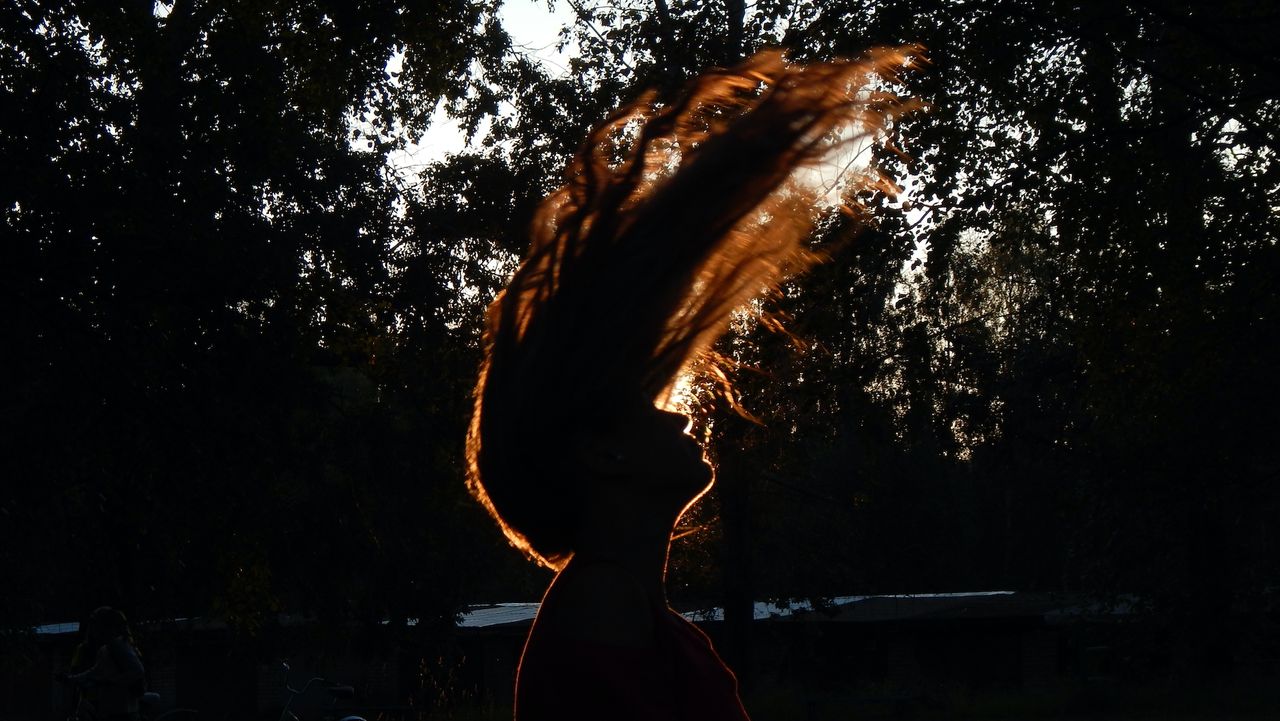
[388,0,575,171]
[388,0,928,271]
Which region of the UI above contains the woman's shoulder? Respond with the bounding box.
[535,561,657,647]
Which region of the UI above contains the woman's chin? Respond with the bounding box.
[674,462,715,506]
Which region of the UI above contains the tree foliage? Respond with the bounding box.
[5,0,1279,680]
[0,0,542,633]
[454,0,1280,674]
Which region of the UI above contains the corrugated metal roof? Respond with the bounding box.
[456,592,1021,627]
[457,603,541,628]
[680,596,867,622]
[34,622,80,636]
[32,591,1071,635]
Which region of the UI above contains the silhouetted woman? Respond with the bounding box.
[63,607,145,721]
[466,49,917,721]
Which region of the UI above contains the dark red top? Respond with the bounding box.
[515,607,751,721]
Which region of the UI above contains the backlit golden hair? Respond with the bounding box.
[467,48,920,569]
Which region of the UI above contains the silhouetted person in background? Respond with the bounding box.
[466,48,918,720]
[64,616,104,718]
[59,607,145,721]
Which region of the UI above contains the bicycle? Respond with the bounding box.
[58,676,196,721]
[141,691,199,721]
[275,662,368,721]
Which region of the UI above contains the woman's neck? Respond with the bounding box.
[573,501,676,607]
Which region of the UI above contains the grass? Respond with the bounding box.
[740,675,1280,721]
[365,673,1280,720]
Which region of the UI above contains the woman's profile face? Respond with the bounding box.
[598,395,714,507]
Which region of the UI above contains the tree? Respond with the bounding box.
[0,0,525,635]
[6,0,1277,686]
[447,0,1280,679]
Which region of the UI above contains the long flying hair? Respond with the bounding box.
[467,49,920,569]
